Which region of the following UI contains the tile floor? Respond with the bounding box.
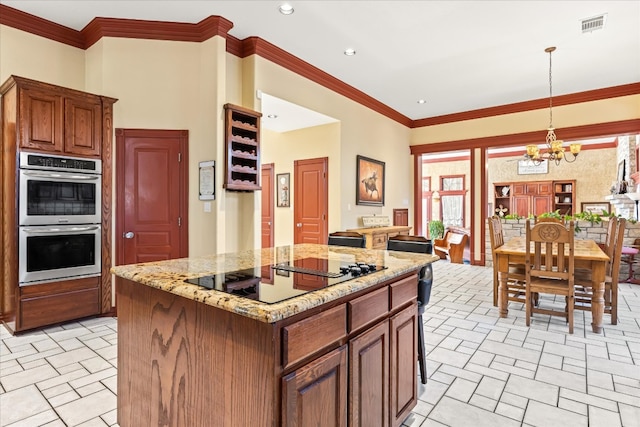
[1,262,639,426]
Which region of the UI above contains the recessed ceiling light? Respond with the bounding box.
[417,99,427,104]
[344,48,356,56]
[279,3,294,15]
[267,114,278,119]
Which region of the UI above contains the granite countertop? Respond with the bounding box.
[110,243,438,324]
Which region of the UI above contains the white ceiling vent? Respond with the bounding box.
[581,14,607,33]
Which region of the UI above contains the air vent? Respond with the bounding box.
[581,14,606,33]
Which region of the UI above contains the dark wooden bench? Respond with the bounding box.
[433,227,470,264]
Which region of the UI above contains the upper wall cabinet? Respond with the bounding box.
[223,103,262,191]
[7,76,103,158]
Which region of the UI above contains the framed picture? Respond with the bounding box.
[517,159,548,175]
[198,160,215,200]
[581,202,611,215]
[356,155,385,206]
[277,173,290,207]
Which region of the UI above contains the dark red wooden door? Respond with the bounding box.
[115,129,188,266]
[294,157,328,244]
[261,163,274,249]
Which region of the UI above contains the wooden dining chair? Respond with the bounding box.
[525,219,576,333]
[327,231,366,248]
[387,235,432,384]
[575,217,625,324]
[488,216,527,307]
[534,216,565,224]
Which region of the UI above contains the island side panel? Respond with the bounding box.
[117,279,279,426]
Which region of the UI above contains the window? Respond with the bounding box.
[439,175,466,227]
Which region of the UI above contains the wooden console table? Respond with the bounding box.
[347,226,411,250]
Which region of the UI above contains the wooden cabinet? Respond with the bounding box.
[16,77,103,158]
[511,181,552,217]
[393,209,409,226]
[553,180,576,215]
[116,269,421,427]
[64,96,103,157]
[349,320,389,427]
[18,86,63,152]
[494,184,512,216]
[494,180,573,217]
[283,345,348,426]
[0,75,116,333]
[223,103,261,191]
[390,304,418,427]
[19,277,101,331]
[347,226,412,250]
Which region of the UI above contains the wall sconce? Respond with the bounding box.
[432,191,440,202]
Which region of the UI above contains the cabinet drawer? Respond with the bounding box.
[390,276,417,311]
[282,304,347,369]
[20,287,100,331]
[348,286,389,332]
[372,233,387,249]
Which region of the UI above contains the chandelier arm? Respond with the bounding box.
[563,152,579,163]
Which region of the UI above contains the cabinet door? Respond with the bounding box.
[538,182,552,195]
[349,320,389,427]
[512,183,526,195]
[513,195,530,217]
[282,345,347,427]
[532,195,552,216]
[393,209,408,226]
[64,96,102,157]
[389,304,417,427]
[18,87,64,153]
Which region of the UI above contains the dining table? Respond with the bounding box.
[494,236,610,333]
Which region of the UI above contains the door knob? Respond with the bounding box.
[296,223,302,227]
[124,231,135,239]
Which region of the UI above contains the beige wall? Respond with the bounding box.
[0,26,85,90]
[251,56,413,231]
[1,25,414,257]
[2,22,639,265]
[410,95,640,145]
[488,148,617,212]
[84,37,231,257]
[262,123,341,246]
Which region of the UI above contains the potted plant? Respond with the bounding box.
[428,220,445,240]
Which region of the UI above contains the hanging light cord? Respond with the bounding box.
[548,48,554,129]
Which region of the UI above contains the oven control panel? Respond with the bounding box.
[20,152,102,174]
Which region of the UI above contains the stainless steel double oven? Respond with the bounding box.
[18,152,102,285]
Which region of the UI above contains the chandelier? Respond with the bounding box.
[524,47,581,165]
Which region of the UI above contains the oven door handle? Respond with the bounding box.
[21,225,100,234]
[22,171,100,180]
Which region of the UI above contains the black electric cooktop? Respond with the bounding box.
[184,257,387,304]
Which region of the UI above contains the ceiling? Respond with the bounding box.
[3,0,639,127]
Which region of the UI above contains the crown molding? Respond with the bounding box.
[1,4,637,129]
[81,15,233,48]
[238,37,413,127]
[412,83,640,128]
[410,119,640,155]
[226,34,243,57]
[0,4,84,48]
[0,5,232,49]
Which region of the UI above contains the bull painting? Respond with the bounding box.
[356,155,385,206]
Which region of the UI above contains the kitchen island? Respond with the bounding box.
[111,243,438,427]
